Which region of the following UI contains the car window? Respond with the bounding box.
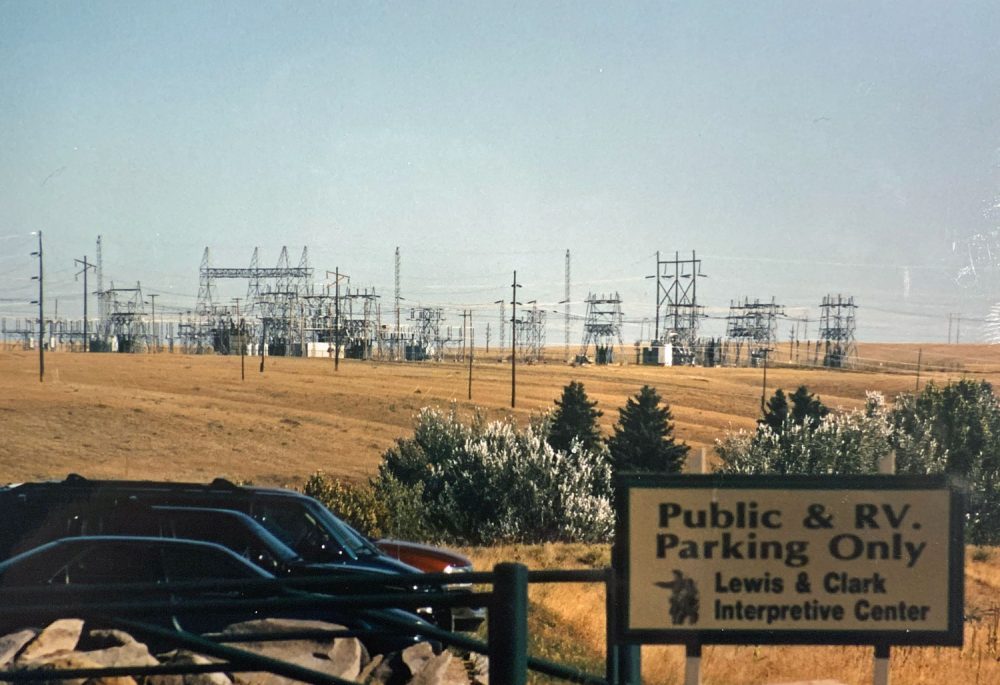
[0,546,77,586]
[161,545,265,582]
[250,500,342,562]
[66,544,162,584]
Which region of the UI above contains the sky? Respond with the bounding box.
[2,1,999,345]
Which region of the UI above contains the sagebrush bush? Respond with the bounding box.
[381,406,614,544]
[717,382,1000,545]
[716,392,890,475]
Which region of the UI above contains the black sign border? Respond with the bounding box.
[613,473,964,647]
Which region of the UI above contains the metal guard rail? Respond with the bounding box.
[0,564,616,685]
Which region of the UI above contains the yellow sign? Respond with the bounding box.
[617,475,962,645]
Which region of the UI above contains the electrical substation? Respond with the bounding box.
[4,236,861,370]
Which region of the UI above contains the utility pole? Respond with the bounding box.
[511,272,522,408]
[915,348,922,392]
[146,293,158,352]
[240,318,246,381]
[564,249,570,361]
[646,250,661,342]
[259,319,267,373]
[74,255,95,353]
[30,231,43,382]
[467,310,474,401]
[394,247,401,360]
[494,299,506,355]
[334,267,341,371]
[760,347,773,412]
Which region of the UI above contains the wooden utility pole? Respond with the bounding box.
[334,267,340,371]
[146,293,158,352]
[259,319,267,373]
[239,318,246,381]
[31,232,43,382]
[467,310,473,400]
[511,272,521,408]
[74,255,95,353]
[760,347,773,412]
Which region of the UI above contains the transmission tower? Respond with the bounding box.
[725,297,784,366]
[409,307,447,361]
[198,246,313,355]
[515,302,546,363]
[651,250,706,354]
[819,294,858,368]
[196,248,217,316]
[99,282,148,352]
[579,292,624,364]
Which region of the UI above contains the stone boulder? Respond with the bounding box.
[219,618,366,685]
[16,619,85,664]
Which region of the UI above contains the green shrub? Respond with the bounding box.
[302,471,429,540]
[380,406,614,544]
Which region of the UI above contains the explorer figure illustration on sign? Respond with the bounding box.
[655,570,700,625]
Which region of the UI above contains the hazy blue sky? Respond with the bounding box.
[2,1,999,344]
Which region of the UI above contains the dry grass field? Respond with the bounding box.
[4,342,1000,486]
[3,343,1000,684]
[464,544,1000,685]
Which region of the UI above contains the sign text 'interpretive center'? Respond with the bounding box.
[617,475,962,645]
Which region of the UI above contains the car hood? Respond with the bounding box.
[287,555,423,577]
[375,538,473,572]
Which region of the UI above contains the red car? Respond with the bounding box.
[375,538,484,631]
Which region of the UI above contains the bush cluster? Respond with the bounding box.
[305,382,686,545]
[718,380,1000,544]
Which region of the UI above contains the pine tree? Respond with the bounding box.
[759,388,789,433]
[548,380,603,453]
[790,385,829,429]
[608,385,689,472]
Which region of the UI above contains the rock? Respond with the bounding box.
[147,650,233,685]
[356,654,384,684]
[220,618,365,685]
[400,643,435,678]
[439,655,470,685]
[80,629,138,649]
[12,650,136,685]
[17,619,85,664]
[0,629,38,667]
[408,651,452,685]
[78,641,160,668]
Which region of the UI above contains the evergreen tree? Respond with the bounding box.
[790,385,829,429]
[607,385,689,472]
[759,388,789,433]
[548,381,603,453]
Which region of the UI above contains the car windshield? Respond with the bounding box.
[159,508,301,566]
[250,497,379,562]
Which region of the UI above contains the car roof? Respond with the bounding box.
[0,474,299,498]
[0,535,273,576]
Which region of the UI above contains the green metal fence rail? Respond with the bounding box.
[0,563,622,685]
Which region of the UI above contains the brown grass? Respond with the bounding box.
[4,343,1000,486]
[4,344,1000,683]
[462,544,1000,685]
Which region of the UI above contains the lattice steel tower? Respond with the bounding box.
[579,292,624,364]
[819,294,858,368]
[652,250,706,346]
[725,297,784,366]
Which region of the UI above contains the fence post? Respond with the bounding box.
[609,545,641,685]
[490,562,528,685]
